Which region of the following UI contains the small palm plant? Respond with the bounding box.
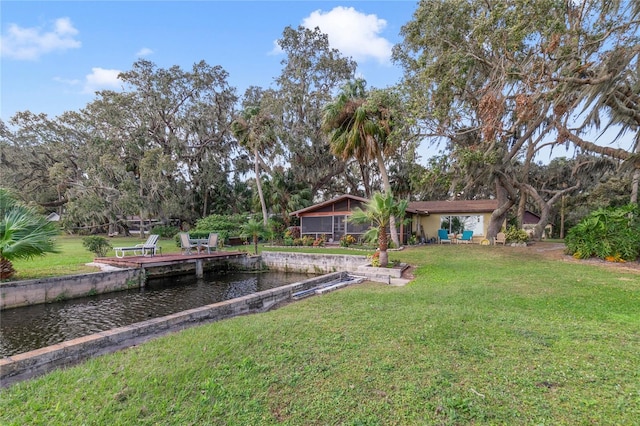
[0,188,60,280]
[240,218,267,255]
[349,191,408,267]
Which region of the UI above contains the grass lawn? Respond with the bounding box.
[8,235,372,281]
[1,243,639,424]
[8,235,221,280]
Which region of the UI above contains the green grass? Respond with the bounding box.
[1,244,639,424]
[8,235,185,280]
[8,237,375,281]
[8,235,261,280]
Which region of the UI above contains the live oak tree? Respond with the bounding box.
[273,26,356,199]
[393,0,637,240]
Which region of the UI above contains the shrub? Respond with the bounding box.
[368,251,381,267]
[505,226,529,243]
[285,226,301,239]
[195,214,247,233]
[82,236,112,257]
[340,234,357,247]
[565,204,640,261]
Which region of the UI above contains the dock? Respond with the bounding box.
[94,251,251,278]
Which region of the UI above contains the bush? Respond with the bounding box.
[505,226,529,243]
[565,204,640,261]
[150,225,179,238]
[340,234,357,247]
[82,236,112,257]
[195,214,247,233]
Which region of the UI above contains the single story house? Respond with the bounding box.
[290,195,503,244]
[407,199,502,244]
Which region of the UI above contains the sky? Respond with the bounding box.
[0,1,418,122]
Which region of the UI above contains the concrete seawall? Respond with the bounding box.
[0,252,408,387]
[261,251,368,274]
[0,269,144,310]
[0,272,350,387]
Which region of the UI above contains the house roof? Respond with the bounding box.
[523,210,541,224]
[407,199,498,215]
[289,194,369,216]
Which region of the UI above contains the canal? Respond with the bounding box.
[0,270,311,357]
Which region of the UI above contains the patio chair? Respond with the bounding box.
[493,232,507,245]
[438,229,452,244]
[114,234,161,258]
[179,232,199,255]
[457,230,473,244]
[201,233,219,254]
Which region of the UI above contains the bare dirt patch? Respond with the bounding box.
[522,242,640,275]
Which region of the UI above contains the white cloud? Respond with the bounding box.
[136,47,154,57]
[82,68,122,94]
[0,17,81,60]
[268,39,282,56]
[301,6,392,64]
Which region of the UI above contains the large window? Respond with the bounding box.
[440,215,484,236]
[301,216,333,234]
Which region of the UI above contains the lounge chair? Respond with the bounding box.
[457,230,473,244]
[179,232,200,255]
[201,233,219,254]
[114,234,161,258]
[438,229,452,244]
[493,232,507,245]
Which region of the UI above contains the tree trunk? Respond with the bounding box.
[378,226,389,267]
[0,257,16,280]
[520,182,579,240]
[631,168,639,204]
[255,147,269,226]
[487,178,515,242]
[376,151,400,248]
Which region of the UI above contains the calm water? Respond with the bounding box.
[0,271,311,357]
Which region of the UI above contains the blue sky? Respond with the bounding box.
[1,1,419,121]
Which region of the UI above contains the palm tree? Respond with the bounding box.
[240,218,266,255]
[0,188,60,280]
[322,79,402,247]
[231,90,278,227]
[349,192,408,267]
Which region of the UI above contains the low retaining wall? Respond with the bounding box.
[0,269,144,310]
[1,256,262,310]
[0,272,349,387]
[261,251,368,274]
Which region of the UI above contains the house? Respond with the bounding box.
[406,199,502,244]
[289,194,374,243]
[290,194,501,245]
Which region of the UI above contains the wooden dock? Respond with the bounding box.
[94,251,250,278]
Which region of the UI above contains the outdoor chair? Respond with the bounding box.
[201,233,219,254]
[493,232,507,245]
[457,230,473,244]
[179,232,200,255]
[437,229,452,244]
[114,234,161,258]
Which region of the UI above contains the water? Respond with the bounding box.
[0,271,311,357]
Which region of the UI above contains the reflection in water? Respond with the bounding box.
[0,271,309,357]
